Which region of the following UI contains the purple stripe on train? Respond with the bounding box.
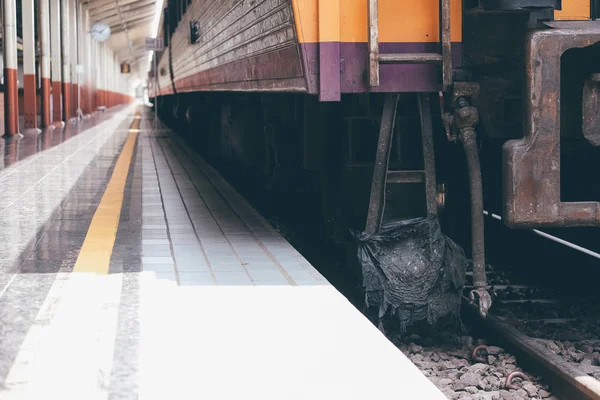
[300,42,463,97]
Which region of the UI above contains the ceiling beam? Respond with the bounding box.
[102,9,155,27]
[115,45,148,56]
[109,15,154,32]
[91,0,154,21]
[86,0,153,16]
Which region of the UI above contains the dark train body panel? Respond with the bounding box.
[150,0,600,247]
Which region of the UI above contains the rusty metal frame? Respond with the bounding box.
[503,25,600,228]
[440,0,452,88]
[418,93,438,216]
[368,0,380,87]
[583,74,600,146]
[364,93,398,235]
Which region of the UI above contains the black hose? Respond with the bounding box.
[456,99,486,289]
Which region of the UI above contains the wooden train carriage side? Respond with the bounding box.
[154,0,463,98]
[157,46,173,96]
[152,0,594,100]
[158,0,307,94]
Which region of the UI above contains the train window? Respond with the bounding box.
[168,0,177,36]
[190,20,200,44]
[162,8,170,47]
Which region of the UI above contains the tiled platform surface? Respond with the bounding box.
[0,106,446,399]
[141,117,325,286]
[0,107,132,289]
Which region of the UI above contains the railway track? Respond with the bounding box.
[462,212,600,400]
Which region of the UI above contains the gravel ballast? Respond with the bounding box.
[394,333,556,400]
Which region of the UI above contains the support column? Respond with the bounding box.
[105,46,109,108]
[92,39,97,111]
[61,0,71,121]
[39,0,52,128]
[78,1,86,116]
[107,47,112,108]
[3,0,20,136]
[70,0,78,118]
[107,50,111,108]
[98,43,103,108]
[86,10,93,113]
[22,0,40,132]
[92,41,97,111]
[98,43,104,109]
[112,54,116,107]
[50,0,63,124]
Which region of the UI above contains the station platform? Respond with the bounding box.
[0,104,446,399]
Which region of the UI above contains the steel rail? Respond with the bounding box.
[467,302,600,400]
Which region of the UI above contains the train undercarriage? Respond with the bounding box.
[152,4,600,330]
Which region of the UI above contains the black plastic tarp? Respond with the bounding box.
[354,216,467,334]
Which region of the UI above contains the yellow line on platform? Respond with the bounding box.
[74,109,141,273]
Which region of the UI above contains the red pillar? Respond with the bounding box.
[41,78,52,127]
[72,83,77,117]
[4,69,19,135]
[3,0,20,136]
[60,0,71,121]
[23,75,37,129]
[52,82,62,123]
[62,82,71,120]
[50,0,63,125]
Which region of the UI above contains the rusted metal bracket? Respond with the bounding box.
[441,82,480,141]
[364,93,399,235]
[583,73,600,146]
[503,25,600,228]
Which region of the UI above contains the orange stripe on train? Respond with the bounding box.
[555,0,590,20]
[292,0,463,44]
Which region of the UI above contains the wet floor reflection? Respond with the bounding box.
[0,106,134,281]
[0,107,127,171]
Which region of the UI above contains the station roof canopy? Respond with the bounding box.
[84,0,161,79]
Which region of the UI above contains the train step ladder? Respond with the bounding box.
[367,0,452,88]
[364,93,438,235]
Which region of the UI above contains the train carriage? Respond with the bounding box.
[150,0,600,317]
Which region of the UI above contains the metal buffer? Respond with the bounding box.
[368,0,452,88]
[364,93,439,235]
